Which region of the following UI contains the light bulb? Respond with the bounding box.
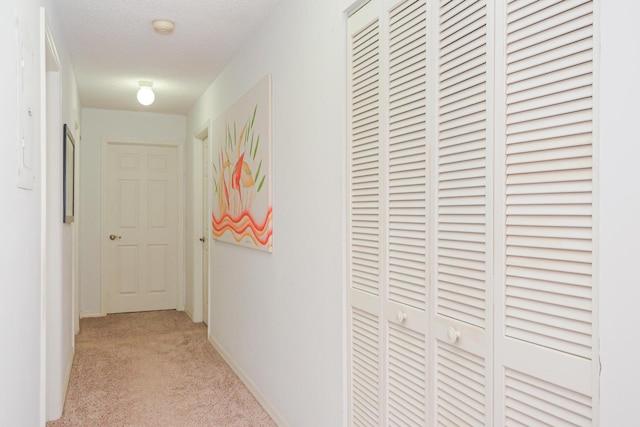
[137,81,155,106]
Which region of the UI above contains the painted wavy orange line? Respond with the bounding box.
[216,226,273,246]
[211,212,271,234]
[212,207,273,246]
[212,221,272,246]
[212,207,272,233]
[212,218,272,242]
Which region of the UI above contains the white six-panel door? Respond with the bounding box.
[102,142,179,313]
[347,0,597,425]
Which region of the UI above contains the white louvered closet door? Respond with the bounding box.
[493,1,597,425]
[431,0,493,425]
[348,0,597,425]
[348,2,384,423]
[348,0,429,425]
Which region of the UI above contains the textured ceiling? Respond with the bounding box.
[53,0,282,115]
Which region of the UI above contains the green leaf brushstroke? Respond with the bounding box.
[254,160,262,182]
[253,135,260,159]
[251,105,257,128]
[257,175,266,192]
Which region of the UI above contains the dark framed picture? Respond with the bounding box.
[63,123,75,223]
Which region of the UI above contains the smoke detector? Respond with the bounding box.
[152,19,175,35]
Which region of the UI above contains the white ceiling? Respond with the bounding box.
[53,0,282,115]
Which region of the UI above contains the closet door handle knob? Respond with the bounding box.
[447,326,460,344]
[396,310,407,323]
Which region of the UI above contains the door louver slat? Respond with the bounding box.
[388,0,428,310]
[388,322,427,426]
[351,308,381,425]
[437,343,486,426]
[437,0,487,329]
[351,18,382,297]
[505,0,593,360]
[505,368,592,426]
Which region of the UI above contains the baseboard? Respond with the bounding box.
[207,335,288,427]
[61,346,74,411]
[80,311,103,318]
[47,345,75,422]
[184,306,194,321]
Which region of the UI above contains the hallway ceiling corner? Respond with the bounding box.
[53,0,282,115]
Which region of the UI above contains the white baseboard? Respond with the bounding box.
[207,335,288,427]
[184,306,194,321]
[79,311,103,318]
[61,345,74,411]
[46,345,75,422]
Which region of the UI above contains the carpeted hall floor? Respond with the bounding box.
[47,310,275,427]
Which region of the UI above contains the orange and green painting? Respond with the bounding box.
[211,76,272,252]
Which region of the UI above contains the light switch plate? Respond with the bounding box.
[16,16,35,191]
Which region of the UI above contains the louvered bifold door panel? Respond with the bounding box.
[350,12,383,299]
[348,3,384,425]
[384,1,429,425]
[352,307,383,426]
[496,0,596,424]
[387,0,428,311]
[433,0,491,425]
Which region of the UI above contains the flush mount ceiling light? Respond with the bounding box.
[152,19,175,35]
[137,81,155,106]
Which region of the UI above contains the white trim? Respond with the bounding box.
[61,346,74,414]
[40,8,63,425]
[190,121,210,324]
[184,306,195,321]
[208,334,288,427]
[100,138,185,316]
[79,311,103,319]
[591,1,601,424]
[73,122,81,336]
[39,8,47,425]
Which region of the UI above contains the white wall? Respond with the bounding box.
[79,109,186,315]
[0,0,79,425]
[186,0,354,425]
[42,11,81,418]
[0,2,42,425]
[599,1,640,425]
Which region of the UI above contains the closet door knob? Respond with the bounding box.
[396,310,407,323]
[447,326,460,344]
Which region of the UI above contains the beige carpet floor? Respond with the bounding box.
[47,310,275,427]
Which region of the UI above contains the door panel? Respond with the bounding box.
[433,0,492,425]
[104,142,178,313]
[494,0,596,423]
[349,1,383,422]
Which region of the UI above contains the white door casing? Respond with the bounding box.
[202,135,210,325]
[101,140,182,314]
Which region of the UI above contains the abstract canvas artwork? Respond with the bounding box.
[211,75,272,252]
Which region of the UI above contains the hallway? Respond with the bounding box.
[47,311,274,426]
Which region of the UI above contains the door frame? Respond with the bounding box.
[100,138,185,316]
[190,120,211,324]
[40,7,62,423]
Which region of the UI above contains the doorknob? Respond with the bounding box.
[447,326,460,344]
[199,237,205,242]
[109,234,122,240]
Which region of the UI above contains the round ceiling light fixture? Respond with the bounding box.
[152,19,175,35]
[137,81,155,106]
